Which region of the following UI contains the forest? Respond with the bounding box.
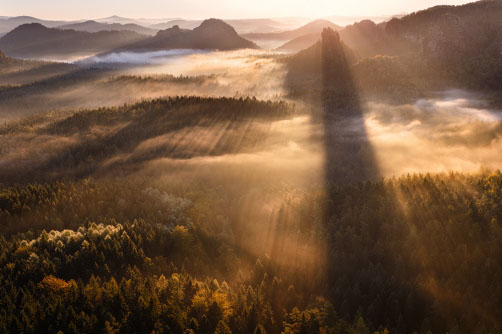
[2,172,502,333]
[2,1,502,333]
[1,93,501,332]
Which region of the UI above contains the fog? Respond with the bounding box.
[3,41,502,180]
[2,49,502,297]
[3,88,502,186]
[119,49,286,89]
[80,49,210,65]
[365,90,502,176]
[0,50,287,122]
[3,50,502,192]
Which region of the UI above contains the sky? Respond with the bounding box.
[2,0,474,20]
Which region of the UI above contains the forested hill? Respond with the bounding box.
[276,19,392,54]
[283,1,502,102]
[283,28,358,102]
[385,0,502,38]
[0,23,148,58]
[107,19,258,53]
[57,20,158,35]
[384,0,502,63]
[0,96,295,184]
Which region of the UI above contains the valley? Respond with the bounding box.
[1,1,502,333]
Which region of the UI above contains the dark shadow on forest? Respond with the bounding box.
[283,28,379,186]
[282,28,501,333]
[320,28,379,186]
[283,28,450,333]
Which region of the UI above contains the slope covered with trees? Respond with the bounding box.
[2,171,502,333]
[282,0,502,98]
[2,2,502,334]
[108,19,257,53]
[0,24,148,59]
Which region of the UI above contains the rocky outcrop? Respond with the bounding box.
[422,13,465,58]
[154,25,185,38]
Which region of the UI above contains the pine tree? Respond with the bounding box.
[214,320,232,334]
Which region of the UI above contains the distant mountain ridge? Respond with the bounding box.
[108,18,258,53]
[149,20,203,31]
[0,16,70,34]
[0,15,295,38]
[95,15,177,26]
[0,19,258,59]
[243,19,341,41]
[148,18,290,34]
[0,23,148,58]
[277,19,388,53]
[57,20,158,35]
[276,33,320,52]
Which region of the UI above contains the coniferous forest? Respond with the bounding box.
[2,1,502,333]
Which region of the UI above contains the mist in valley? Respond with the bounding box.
[3,60,501,183]
[2,2,502,333]
[366,90,502,176]
[0,49,287,123]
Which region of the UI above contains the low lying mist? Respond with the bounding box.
[80,49,210,65]
[0,50,287,122]
[2,89,501,182]
[365,90,502,176]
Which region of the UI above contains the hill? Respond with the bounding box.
[150,18,290,34]
[283,28,357,102]
[279,1,502,60]
[243,19,341,42]
[149,19,202,31]
[282,27,420,102]
[276,33,320,52]
[381,0,502,89]
[0,96,294,182]
[0,50,76,85]
[0,15,71,34]
[277,19,408,55]
[386,0,502,59]
[57,20,157,35]
[280,1,502,92]
[109,19,257,53]
[225,18,287,33]
[0,23,148,59]
[95,15,176,26]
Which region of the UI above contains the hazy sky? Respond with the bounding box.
[2,0,474,20]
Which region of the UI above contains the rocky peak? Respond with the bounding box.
[321,28,340,44]
[155,25,182,38]
[354,20,377,31]
[321,28,344,57]
[14,23,49,32]
[195,19,236,35]
[321,28,353,93]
